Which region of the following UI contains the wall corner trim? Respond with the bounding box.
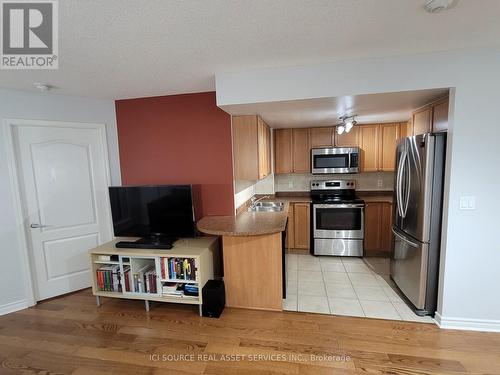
[435,312,500,333]
[0,299,29,316]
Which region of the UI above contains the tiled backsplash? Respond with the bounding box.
[234,172,393,210]
[234,174,275,210]
[275,172,395,192]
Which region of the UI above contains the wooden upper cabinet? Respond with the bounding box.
[257,118,271,179]
[310,127,334,148]
[292,128,310,173]
[400,120,412,138]
[359,125,380,172]
[232,115,270,181]
[274,129,293,174]
[379,123,400,172]
[413,107,432,135]
[335,126,360,147]
[293,203,310,251]
[432,97,449,133]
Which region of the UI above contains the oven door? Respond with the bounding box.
[313,204,364,239]
[311,148,358,174]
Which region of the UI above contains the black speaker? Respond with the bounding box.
[202,280,225,318]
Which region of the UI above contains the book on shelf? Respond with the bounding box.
[123,265,131,292]
[161,282,182,295]
[183,283,199,296]
[96,264,122,292]
[132,264,157,294]
[160,257,197,281]
[161,282,198,298]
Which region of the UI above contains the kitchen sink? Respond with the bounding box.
[247,201,284,212]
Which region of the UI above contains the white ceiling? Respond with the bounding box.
[0,0,499,99]
[222,89,449,128]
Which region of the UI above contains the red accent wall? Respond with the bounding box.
[115,91,234,217]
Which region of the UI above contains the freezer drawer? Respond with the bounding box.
[391,228,429,310]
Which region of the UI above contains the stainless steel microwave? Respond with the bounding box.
[311,147,360,174]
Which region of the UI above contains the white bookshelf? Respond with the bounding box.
[89,237,218,315]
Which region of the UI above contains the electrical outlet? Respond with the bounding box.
[459,196,476,210]
[377,179,383,188]
[288,180,294,188]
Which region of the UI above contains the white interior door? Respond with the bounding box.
[12,122,113,301]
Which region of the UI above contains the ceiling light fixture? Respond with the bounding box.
[337,115,357,135]
[424,0,457,13]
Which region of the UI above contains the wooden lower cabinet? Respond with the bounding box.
[285,203,295,249]
[293,203,310,250]
[380,202,393,251]
[223,233,283,311]
[364,201,393,256]
[285,202,310,252]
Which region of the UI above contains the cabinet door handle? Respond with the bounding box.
[30,223,52,229]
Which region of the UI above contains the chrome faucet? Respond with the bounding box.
[250,195,270,208]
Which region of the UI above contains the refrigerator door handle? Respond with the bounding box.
[403,151,411,218]
[392,228,420,248]
[396,150,406,217]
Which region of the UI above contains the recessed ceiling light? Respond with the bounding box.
[33,82,53,92]
[424,0,457,13]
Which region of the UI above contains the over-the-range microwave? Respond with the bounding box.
[311,147,360,174]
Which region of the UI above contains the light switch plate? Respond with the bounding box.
[459,196,476,210]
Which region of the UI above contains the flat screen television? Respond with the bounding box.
[108,185,195,249]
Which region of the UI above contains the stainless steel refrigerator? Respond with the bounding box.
[391,133,446,316]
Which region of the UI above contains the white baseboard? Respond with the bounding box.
[435,312,500,332]
[0,299,29,316]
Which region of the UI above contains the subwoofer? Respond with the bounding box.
[202,280,225,318]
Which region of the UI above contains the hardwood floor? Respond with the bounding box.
[0,289,499,374]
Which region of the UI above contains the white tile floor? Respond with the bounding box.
[284,254,435,323]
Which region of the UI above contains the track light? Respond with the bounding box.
[345,120,353,133]
[336,115,357,134]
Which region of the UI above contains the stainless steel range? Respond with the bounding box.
[310,180,365,257]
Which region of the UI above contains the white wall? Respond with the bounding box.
[0,88,120,314]
[217,48,500,331]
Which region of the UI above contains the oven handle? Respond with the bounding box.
[313,203,365,208]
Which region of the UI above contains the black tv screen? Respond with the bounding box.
[109,185,195,238]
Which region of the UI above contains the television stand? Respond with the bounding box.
[90,237,218,315]
[115,235,177,250]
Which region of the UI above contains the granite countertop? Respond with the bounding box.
[196,190,394,236]
[197,201,290,236]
